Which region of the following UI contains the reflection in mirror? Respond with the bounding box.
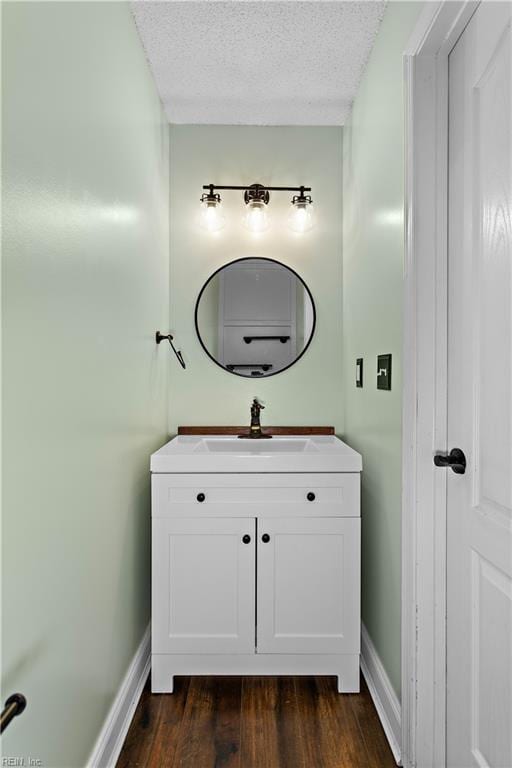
[195,258,315,377]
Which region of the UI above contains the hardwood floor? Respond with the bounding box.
[116,674,396,768]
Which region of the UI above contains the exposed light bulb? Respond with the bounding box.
[200,194,225,232]
[243,200,269,233]
[288,197,314,234]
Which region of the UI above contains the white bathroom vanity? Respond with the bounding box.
[150,433,362,693]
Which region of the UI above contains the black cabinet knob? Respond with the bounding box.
[262,533,270,543]
[307,492,316,501]
[196,492,205,502]
[242,534,251,544]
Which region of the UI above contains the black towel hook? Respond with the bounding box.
[156,331,186,369]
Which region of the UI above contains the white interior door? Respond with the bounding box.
[257,517,360,654]
[446,4,512,766]
[152,517,255,654]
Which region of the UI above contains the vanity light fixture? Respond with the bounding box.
[288,189,314,233]
[243,184,270,233]
[199,185,225,232]
[200,182,313,234]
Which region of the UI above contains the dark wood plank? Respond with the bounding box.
[239,677,279,768]
[240,677,306,768]
[172,676,242,768]
[347,676,396,768]
[211,677,243,768]
[144,677,190,768]
[295,676,371,768]
[177,426,335,436]
[116,676,163,768]
[292,677,327,768]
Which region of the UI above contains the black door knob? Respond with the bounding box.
[307,492,316,501]
[262,534,270,543]
[242,534,251,544]
[196,492,206,502]
[433,448,466,475]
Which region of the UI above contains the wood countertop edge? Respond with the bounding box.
[177,426,335,436]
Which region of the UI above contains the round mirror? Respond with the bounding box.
[195,258,316,378]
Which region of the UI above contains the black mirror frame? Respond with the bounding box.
[194,257,317,379]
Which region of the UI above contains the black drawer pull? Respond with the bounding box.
[262,533,270,543]
[196,492,206,502]
[242,534,251,544]
[307,492,316,501]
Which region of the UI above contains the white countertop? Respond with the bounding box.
[151,435,362,473]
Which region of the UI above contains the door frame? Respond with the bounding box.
[401,3,478,766]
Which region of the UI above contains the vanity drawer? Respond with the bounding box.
[152,473,360,518]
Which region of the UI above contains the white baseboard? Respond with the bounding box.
[87,624,150,768]
[360,623,402,765]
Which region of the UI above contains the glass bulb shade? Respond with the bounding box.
[243,200,269,233]
[288,200,314,233]
[200,199,225,232]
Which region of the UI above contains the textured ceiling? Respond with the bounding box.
[131,1,387,125]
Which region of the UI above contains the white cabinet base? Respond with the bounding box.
[151,653,360,694]
[151,463,362,698]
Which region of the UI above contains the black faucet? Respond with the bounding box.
[238,398,272,439]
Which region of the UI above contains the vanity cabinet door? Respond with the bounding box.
[257,517,360,655]
[152,517,256,654]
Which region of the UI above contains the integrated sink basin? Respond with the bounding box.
[151,434,362,473]
[198,438,312,453]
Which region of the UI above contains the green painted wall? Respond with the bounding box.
[168,125,343,434]
[1,3,169,766]
[342,1,423,698]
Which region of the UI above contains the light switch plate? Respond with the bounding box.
[356,358,363,388]
[377,354,392,390]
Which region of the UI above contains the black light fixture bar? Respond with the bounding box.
[202,184,311,193]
